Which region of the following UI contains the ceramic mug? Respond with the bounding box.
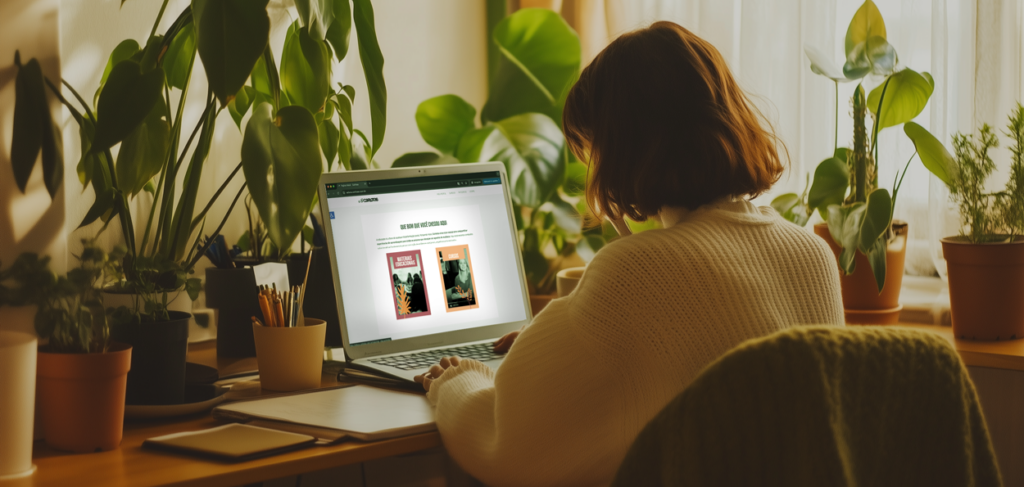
[252,318,326,391]
[556,267,586,298]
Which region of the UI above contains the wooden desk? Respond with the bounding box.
[896,323,1024,371]
[24,342,442,487]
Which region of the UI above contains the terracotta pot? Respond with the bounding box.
[529,294,557,316]
[942,237,1024,341]
[814,222,908,324]
[36,343,131,452]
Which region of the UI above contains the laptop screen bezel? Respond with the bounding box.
[317,162,533,360]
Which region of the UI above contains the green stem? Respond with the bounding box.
[187,182,249,270]
[834,80,839,153]
[149,0,170,40]
[188,161,244,233]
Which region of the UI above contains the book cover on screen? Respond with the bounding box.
[436,244,479,312]
[386,250,431,319]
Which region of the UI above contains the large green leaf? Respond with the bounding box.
[867,69,933,130]
[392,152,459,167]
[193,0,270,106]
[241,103,322,249]
[858,188,892,252]
[827,203,866,275]
[116,97,170,197]
[455,113,565,208]
[163,22,195,90]
[325,0,351,61]
[11,56,63,198]
[281,21,332,114]
[770,193,809,227]
[92,60,164,153]
[843,35,896,79]
[904,121,956,185]
[864,234,888,293]
[352,0,387,156]
[804,45,847,81]
[415,95,477,154]
[101,40,141,88]
[294,0,334,40]
[482,8,580,124]
[845,0,886,58]
[808,156,850,212]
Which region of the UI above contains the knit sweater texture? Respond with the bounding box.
[426,199,845,486]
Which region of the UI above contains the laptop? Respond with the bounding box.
[317,162,533,382]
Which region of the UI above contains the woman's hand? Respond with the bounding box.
[414,356,461,392]
[492,331,520,354]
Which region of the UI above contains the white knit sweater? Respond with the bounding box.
[426,199,845,486]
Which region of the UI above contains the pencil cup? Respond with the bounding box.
[252,319,326,391]
[556,267,586,297]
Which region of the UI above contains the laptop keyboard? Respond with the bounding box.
[369,342,505,371]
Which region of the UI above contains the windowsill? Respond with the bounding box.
[898,275,951,327]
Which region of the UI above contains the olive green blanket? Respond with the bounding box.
[613,326,1001,487]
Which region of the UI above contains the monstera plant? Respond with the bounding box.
[772,0,933,299]
[10,0,385,321]
[394,6,611,294]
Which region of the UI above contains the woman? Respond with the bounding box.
[415,22,843,486]
[445,259,475,303]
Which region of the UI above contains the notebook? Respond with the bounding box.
[212,385,435,442]
[143,423,316,462]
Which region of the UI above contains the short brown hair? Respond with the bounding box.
[563,21,786,221]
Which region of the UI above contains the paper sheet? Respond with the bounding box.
[252,262,290,291]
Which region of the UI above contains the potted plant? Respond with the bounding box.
[772,0,934,323]
[393,7,653,313]
[906,105,1024,341]
[32,242,133,452]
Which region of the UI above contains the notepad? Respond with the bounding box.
[143,423,316,462]
[212,385,435,441]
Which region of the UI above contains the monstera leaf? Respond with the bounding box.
[116,97,170,197]
[845,0,887,58]
[91,60,164,153]
[455,113,565,208]
[808,154,850,214]
[241,103,322,250]
[867,69,934,130]
[482,8,580,124]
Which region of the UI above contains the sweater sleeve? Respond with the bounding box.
[426,296,627,487]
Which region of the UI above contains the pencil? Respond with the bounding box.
[258,294,273,327]
[273,294,285,328]
[251,316,265,327]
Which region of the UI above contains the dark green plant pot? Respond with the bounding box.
[110,311,190,405]
[206,267,260,358]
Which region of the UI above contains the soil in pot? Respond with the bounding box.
[36,342,131,452]
[942,236,1024,341]
[205,267,261,358]
[110,311,190,405]
[814,221,908,323]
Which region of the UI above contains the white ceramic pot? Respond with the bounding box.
[0,306,39,480]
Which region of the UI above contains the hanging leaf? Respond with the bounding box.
[770,193,809,227]
[281,21,332,114]
[905,121,956,185]
[415,94,477,154]
[455,113,565,208]
[844,0,887,59]
[843,35,896,79]
[11,55,63,198]
[804,45,847,81]
[325,0,351,61]
[482,8,580,124]
[227,85,256,129]
[241,103,322,250]
[294,0,334,40]
[319,118,339,170]
[807,156,850,213]
[858,188,892,252]
[352,0,387,156]
[351,129,372,170]
[92,60,164,154]
[827,203,867,275]
[163,22,196,90]
[116,97,170,197]
[338,119,353,170]
[100,40,141,89]
[336,91,353,131]
[867,68,934,130]
[863,235,888,294]
[193,0,270,105]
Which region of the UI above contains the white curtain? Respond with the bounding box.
[585,0,1024,277]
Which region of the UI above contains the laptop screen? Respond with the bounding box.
[323,170,529,347]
